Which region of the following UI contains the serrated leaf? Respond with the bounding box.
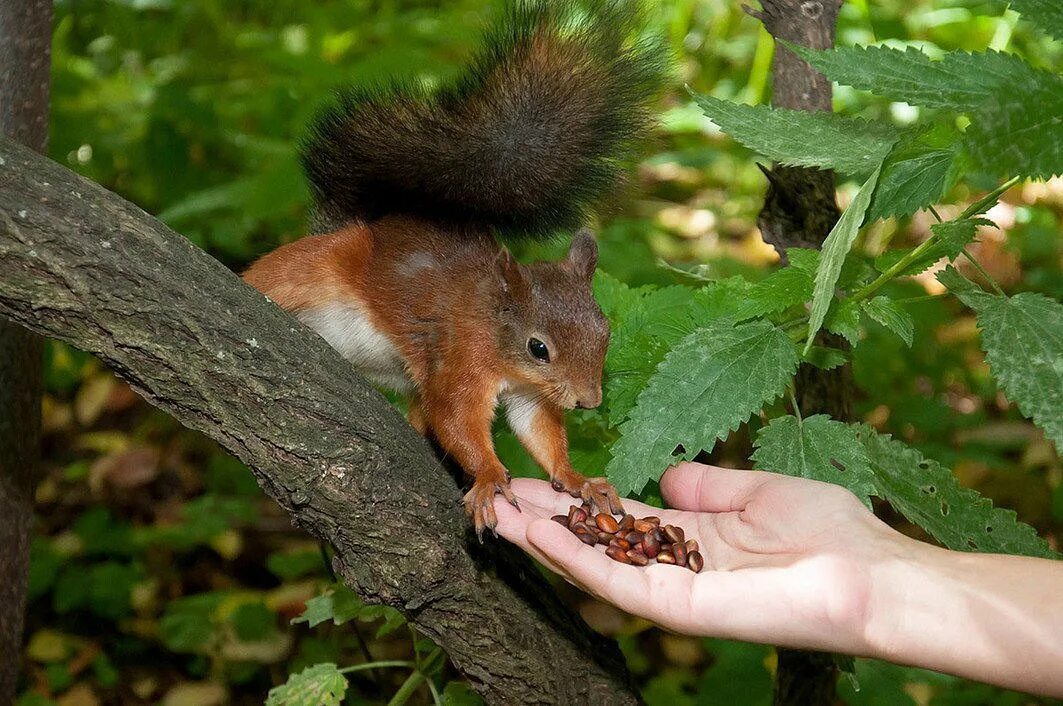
[1008,0,1063,41]
[862,296,914,346]
[691,92,898,175]
[867,127,961,221]
[873,246,943,278]
[266,663,348,706]
[825,300,862,347]
[931,219,984,260]
[940,268,1063,451]
[806,168,881,353]
[856,426,1055,558]
[753,415,877,508]
[292,586,367,628]
[963,83,1063,180]
[803,346,849,371]
[606,321,801,496]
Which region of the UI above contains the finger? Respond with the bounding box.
[660,462,772,513]
[509,478,673,519]
[492,502,577,578]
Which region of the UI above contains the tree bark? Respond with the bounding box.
[0,2,50,702]
[745,1,848,704]
[0,137,638,704]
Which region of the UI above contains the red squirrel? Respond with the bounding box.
[243,1,663,538]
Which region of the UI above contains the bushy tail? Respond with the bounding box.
[300,1,666,237]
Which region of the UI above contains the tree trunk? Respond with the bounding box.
[0,2,50,702]
[745,1,848,704]
[0,137,638,705]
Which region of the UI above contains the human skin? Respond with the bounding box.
[492,462,1063,697]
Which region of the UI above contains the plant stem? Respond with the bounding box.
[961,248,1005,295]
[387,647,444,706]
[340,660,415,674]
[789,387,803,424]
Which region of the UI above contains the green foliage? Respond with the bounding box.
[862,297,914,347]
[857,426,1056,558]
[753,415,878,508]
[1008,0,1063,40]
[941,267,1063,452]
[292,585,406,638]
[932,218,995,260]
[805,168,881,352]
[691,93,898,174]
[606,321,800,495]
[266,663,347,706]
[867,126,961,222]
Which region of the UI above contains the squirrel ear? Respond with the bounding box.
[495,248,526,294]
[567,228,598,279]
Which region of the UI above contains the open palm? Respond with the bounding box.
[493,462,896,656]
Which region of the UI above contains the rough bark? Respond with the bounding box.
[0,2,50,702]
[0,137,638,705]
[745,1,849,704]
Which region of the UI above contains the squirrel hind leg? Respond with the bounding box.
[407,396,429,436]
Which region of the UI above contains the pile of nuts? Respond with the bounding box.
[552,504,704,572]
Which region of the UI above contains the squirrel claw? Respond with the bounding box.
[464,476,519,541]
[579,477,624,515]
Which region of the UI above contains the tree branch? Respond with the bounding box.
[747,1,848,704]
[0,1,50,702]
[0,137,637,705]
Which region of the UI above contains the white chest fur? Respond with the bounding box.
[298,303,411,391]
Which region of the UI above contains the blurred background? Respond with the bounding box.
[21,0,1062,704]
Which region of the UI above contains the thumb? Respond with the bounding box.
[660,462,770,512]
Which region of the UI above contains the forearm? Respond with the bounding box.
[865,536,1063,696]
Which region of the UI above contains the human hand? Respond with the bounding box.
[493,462,907,656]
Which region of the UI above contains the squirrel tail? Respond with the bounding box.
[300,1,666,237]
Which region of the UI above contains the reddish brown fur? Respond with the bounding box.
[243,215,619,535]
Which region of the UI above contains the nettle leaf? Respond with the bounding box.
[606,321,800,496]
[753,415,877,508]
[856,426,1055,558]
[266,663,348,706]
[862,296,914,347]
[873,246,943,278]
[1008,0,1063,42]
[867,126,961,222]
[964,78,1063,180]
[940,268,1063,451]
[292,586,372,628]
[932,218,996,260]
[825,300,862,347]
[788,45,1019,111]
[803,346,849,371]
[691,92,898,175]
[806,167,880,352]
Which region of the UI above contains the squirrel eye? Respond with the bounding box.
[528,337,550,363]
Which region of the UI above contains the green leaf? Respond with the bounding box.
[963,81,1063,180]
[862,296,914,347]
[292,586,369,628]
[442,681,485,706]
[873,246,943,278]
[803,346,849,371]
[940,269,1063,452]
[266,663,348,706]
[824,300,862,347]
[856,426,1055,558]
[931,218,995,260]
[1008,0,1063,42]
[606,321,801,496]
[159,593,226,653]
[691,92,898,175]
[867,126,961,221]
[805,168,881,353]
[231,601,275,642]
[752,415,877,508]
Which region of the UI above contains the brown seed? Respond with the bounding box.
[657,551,676,565]
[687,551,704,573]
[551,479,565,492]
[609,538,632,551]
[672,541,687,567]
[623,530,644,545]
[551,514,568,525]
[597,531,614,545]
[568,505,587,528]
[595,513,620,533]
[642,516,661,526]
[570,521,591,534]
[650,527,666,544]
[626,549,649,566]
[576,530,598,546]
[641,533,660,558]
[619,514,635,531]
[633,519,655,533]
[685,539,699,554]
[606,545,633,564]
[663,524,685,544]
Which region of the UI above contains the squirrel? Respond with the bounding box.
[243,0,663,539]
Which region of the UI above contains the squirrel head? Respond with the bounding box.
[495,230,609,410]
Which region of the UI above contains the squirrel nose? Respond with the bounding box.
[576,386,602,409]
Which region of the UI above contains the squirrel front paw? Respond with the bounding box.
[463,478,520,542]
[552,475,624,515]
